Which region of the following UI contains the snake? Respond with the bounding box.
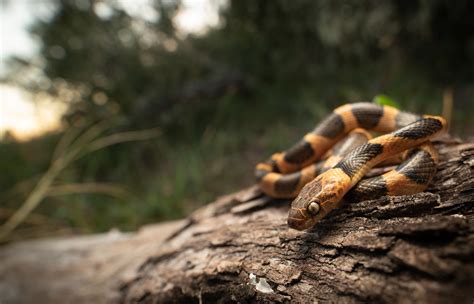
[255,102,447,230]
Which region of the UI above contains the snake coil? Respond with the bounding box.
[255,102,447,230]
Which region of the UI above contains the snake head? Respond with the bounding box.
[287,169,349,230]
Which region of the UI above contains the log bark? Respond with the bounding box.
[1,139,473,304]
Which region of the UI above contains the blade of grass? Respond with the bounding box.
[58,120,114,161]
[47,183,133,200]
[0,124,160,241]
[81,128,161,156]
[0,160,63,240]
[51,124,83,163]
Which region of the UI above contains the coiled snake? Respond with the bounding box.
[255,102,447,230]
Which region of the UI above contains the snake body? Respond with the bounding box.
[255,102,447,230]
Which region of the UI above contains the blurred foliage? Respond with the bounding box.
[1,0,473,240]
[373,95,400,108]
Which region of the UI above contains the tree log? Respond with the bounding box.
[1,139,473,303]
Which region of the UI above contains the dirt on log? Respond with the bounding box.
[1,139,473,304]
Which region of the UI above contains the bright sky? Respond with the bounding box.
[0,84,67,139]
[0,0,221,141]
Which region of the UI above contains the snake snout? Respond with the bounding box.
[287,207,315,231]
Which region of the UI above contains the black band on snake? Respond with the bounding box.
[255,102,447,230]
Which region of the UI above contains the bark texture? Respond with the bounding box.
[1,139,473,304]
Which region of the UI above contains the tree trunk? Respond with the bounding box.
[1,139,473,304]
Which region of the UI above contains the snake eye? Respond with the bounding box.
[307,201,320,215]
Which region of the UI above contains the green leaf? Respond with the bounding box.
[373,94,400,109]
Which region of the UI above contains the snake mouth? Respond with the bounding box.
[287,208,316,231]
[287,216,316,231]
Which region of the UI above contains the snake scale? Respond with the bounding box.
[255,102,447,230]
